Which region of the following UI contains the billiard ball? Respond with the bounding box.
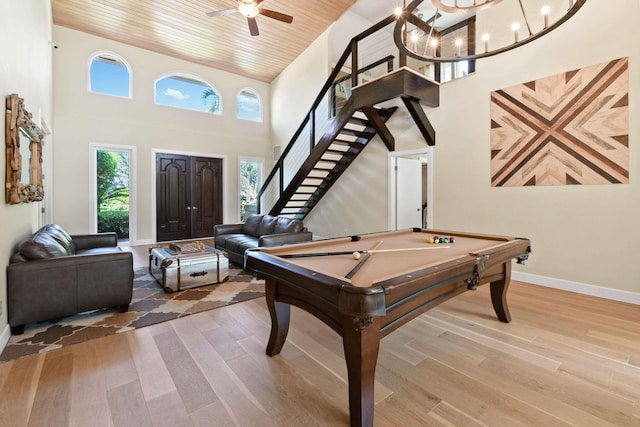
[427,237,434,244]
[353,251,361,260]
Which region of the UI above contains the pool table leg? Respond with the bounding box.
[265,277,291,356]
[490,261,512,323]
[342,316,381,427]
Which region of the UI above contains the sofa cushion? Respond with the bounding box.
[214,233,244,248]
[256,215,278,236]
[42,224,74,254]
[76,247,123,256]
[241,215,263,236]
[222,235,260,254]
[19,231,70,260]
[273,217,303,234]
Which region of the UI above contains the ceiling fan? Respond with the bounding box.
[206,0,294,36]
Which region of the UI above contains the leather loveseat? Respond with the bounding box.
[214,214,312,266]
[7,224,134,335]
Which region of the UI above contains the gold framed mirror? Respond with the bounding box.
[5,94,44,204]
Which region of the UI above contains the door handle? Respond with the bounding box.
[192,206,198,210]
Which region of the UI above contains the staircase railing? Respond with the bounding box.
[258,14,403,215]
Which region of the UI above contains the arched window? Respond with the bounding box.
[154,73,221,114]
[236,88,262,122]
[89,52,131,98]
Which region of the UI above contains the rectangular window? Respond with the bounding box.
[96,150,130,241]
[239,158,264,222]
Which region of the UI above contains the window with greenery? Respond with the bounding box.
[97,150,130,240]
[237,88,262,121]
[239,158,263,222]
[89,53,131,98]
[155,73,221,114]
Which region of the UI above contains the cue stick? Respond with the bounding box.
[280,245,451,259]
[345,240,383,279]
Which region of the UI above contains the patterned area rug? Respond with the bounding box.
[0,265,264,362]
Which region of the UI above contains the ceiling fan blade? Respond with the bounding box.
[248,17,259,36]
[259,8,293,24]
[206,8,238,17]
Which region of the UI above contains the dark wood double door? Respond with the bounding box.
[156,153,223,242]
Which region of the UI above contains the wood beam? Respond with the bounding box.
[402,96,436,146]
[361,106,395,151]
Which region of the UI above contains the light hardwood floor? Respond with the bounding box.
[1,249,639,426]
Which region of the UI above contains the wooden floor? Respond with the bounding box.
[1,253,639,425]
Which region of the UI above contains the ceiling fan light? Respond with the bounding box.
[238,3,259,18]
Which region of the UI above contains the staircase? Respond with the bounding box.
[273,105,397,218]
[258,15,440,220]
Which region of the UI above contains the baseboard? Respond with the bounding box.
[0,325,10,355]
[512,271,640,306]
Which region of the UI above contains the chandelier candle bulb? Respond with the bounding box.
[512,22,520,43]
[430,37,438,55]
[541,6,551,28]
[482,33,490,52]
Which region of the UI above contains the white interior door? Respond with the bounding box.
[396,157,422,229]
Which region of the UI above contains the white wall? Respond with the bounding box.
[52,26,273,243]
[270,28,331,156]
[0,0,53,339]
[295,0,640,298]
[428,1,640,295]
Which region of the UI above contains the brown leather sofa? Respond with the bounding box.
[7,224,134,335]
[214,214,312,266]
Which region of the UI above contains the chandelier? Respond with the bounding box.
[393,0,587,63]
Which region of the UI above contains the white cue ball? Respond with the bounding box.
[353,251,361,260]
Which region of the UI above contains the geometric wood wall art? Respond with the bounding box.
[490,57,629,186]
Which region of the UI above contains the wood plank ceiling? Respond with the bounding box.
[51,0,359,83]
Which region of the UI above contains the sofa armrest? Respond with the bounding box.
[214,223,243,237]
[259,231,313,247]
[71,233,118,251]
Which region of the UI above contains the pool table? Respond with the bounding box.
[245,228,531,427]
